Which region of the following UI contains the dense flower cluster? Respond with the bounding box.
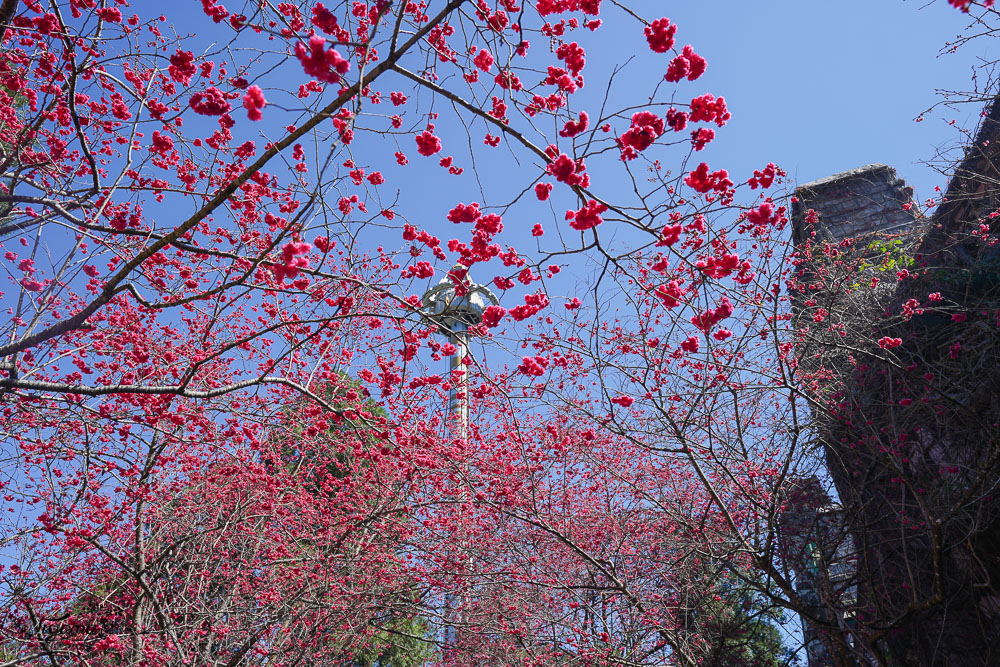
[536,0,603,16]
[482,304,506,327]
[556,41,586,75]
[567,200,608,230]
[690,127,715,151]
[311,2,349,39]
[271,241,312,283]
[684,162,733,194]
[294,34,351,83]
[690,296,735,332]
[664,45,706,82]
[655,280,685,308]
[666,108,689,132]
[474,49,495,71]
[168,49,197,84]
[619,111,665,160]
[748,162,780,189]
[644,18,677,53]
[510,292,550,320]
[560,111,589,137]
[546,153,590,187]
[518,355,549,376]
[689,94,730,126]
[242,85,266,121]
[416,128,443,156]
[190,87,231,116]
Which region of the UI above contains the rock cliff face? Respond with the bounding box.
[792,108,1000,665]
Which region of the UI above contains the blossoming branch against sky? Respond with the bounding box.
[625,1,995,202]
[2,0,999,664]
[170,0,997,243]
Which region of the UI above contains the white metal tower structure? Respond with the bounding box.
[420,266,499,654]
[420,266,499,438]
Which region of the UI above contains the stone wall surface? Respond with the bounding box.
[791,164,919,245]
[787,106,1000,666]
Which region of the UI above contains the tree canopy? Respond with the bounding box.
[1,1,999,665]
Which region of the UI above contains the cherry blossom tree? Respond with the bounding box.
[2,0,997,665]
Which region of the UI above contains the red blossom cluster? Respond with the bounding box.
[690,296,735,333]
[560,111,589,137]
[97,7,122,22]
[150,131,174,155]
[655,280,685,308]
[619,111,666,160]
[546,152,590,187]
[567,199,608,231]
[543,65,581,93]
[270,241,312,284]
[518,355,549,376]
[684,162,733,194]
[416,127,443,156]
[644,18,677,53]
[535,182,553,200]
[401,260,435,279]
[666,108,689,132]
[556,42,586,75]
[696,252,743,279]
[311,2,349,39]
[482,304,506,327]
[242,85,266,121]
[681,335,700,353]
[744,201,786,237]
[510,292,550,320]
[659,223,682,246]
[169,49,197,84]
[294,34,351,84]
[190,87,231,116]
[474,48,495,71]
[748,162,781,189]
[689,93,730,126]
[690,127,715,151]
[664,45,707,82]
[447,202,481,223]
[536,0,603,17]
[330,108,354,143]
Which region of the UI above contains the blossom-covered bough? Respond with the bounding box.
[1,0,997,665]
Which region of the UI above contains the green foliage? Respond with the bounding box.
[691,590,788,667]
[353,615,434,667]
[274,370,388,481]
[931,254,1000,298]
[857,237,915,276]
[670,559,790,667]
[275,372,433,667]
